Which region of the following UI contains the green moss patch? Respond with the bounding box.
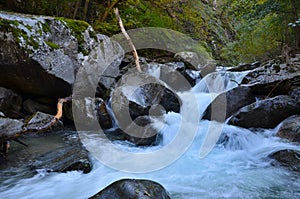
[45,41,59,50]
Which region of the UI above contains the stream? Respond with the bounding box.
[0,69,299,199]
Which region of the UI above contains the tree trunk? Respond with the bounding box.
[72,0,81,19]
[100,0,119,22]
[83,0,90,21]
[291,0,300,50]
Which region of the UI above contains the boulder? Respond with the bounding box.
[104,116,160,146]
[23,99,55,114]
[269,149,300,172]
[89,179,171,199]
[289,86,300,103]
[242,57,300,85]
[0,87,22,118]
[228,61,260,72]
[0,117,24,142]
[228,95,300,129]
[276,115,300,143]
[111,71,181,131]
[25,111,62,131]
[71,97,113,130]
[203,86,256,121]
[0,12,123,98]
[30,145,91,174]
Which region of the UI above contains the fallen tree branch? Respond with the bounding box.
[24,96,72,133]
[114,8,142,73]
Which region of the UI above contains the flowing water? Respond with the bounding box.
[1,70,300,199]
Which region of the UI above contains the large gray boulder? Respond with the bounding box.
[0,12,123,98]
[89,179,171,199]
[111,71,181,132]
[228,95,300,129]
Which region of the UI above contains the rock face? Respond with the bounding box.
[0,12,123,98]
[269,149,300,172]
[276,115,300,143]
[111,71,181,132]
[203,86,256,121]
[89,179,171,199]
[228,95,300,129]
[0,87,22,118]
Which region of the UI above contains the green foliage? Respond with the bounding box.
[220,0,300,64]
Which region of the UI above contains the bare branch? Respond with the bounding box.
[114,8,142,73]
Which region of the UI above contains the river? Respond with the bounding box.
[0,70,299,199]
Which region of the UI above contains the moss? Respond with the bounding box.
[45,41,59,50]
[28,36,39,50]
[56,17,91,55]
[41,20,51,33]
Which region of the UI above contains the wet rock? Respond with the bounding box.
[242,58,300,85]
[71,97,112,130]
[289,86,300,103]
[203,86,256,122]
[30,145,91,174]
[228,61,260,72]
[0,12,123,98]
[142,62,200,91]
[125,116,160,146]
[0,117,23,142]
[248,75,300,98]
[111,71,181,131]
[174,51,201,70]
[0,87,22,118]
[89,179,171,199]
[25,111,62,131]
[104,116,160,146]
[269,149,300,172]
[23,99,55,114]
[276,115,300,143]
[228,95,300,129]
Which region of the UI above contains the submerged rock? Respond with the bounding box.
[276,115,300,143]
[89,179,171,199]
[228,95,300,129]
[0,12,123,98]
[269,149,300,172]
[0,87,22,118]
[203,86,256,121]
